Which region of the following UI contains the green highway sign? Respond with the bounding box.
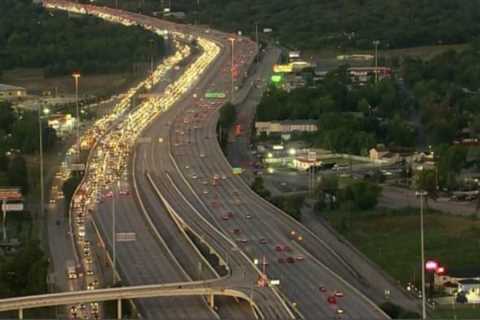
[205,92,226,99]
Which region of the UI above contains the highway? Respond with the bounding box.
[3,1,414,319]
[129,11,392,320]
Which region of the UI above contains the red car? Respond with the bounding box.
[327,296,337,305]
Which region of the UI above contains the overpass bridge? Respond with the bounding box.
[0,281,270,319]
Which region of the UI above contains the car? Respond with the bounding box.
[203,190,209,195]
[245,214,252,219]
[87,283,95,290]
[295,255,305,261]
[238,239,248,244]
[334,290,344,298]
[327,296,337,304]
[86,269,94,276]
[104,191,113,198]
[336,308,344,314]
[275,245,284,252]
[221,175,227,180]
[319,286,327,293]
[259,238,268,244]
[222,215,230,221]
[200,153,206,158]
[119,190,130,196]
[192,174,198,179]
[286,257,295,264]
[232,228,240,234]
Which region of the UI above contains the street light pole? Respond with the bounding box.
[112,183,117,285]
[373,40,380,84]
[228,38,235,101]
[72,72,81,161]
[255,23,259,64]
[416,191,428,320]
[38,106,50,226]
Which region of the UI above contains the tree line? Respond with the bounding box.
[0,101,59,195]
[95,0,480,50]
[0,0,165,77]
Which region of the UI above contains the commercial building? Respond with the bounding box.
[255,120,318,136]
[348,67,392,84]
[0,84,27,100]
[435,267,480,303]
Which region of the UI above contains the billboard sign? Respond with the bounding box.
[289,51,301,59]
[1,203,23,212]
[0,188,22,201]
[273,64,293,73]
[205,92,226,99]
[70,163,86,171]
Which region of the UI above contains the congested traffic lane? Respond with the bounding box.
[44,1,269,318]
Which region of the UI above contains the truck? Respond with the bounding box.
[66,260,77,280]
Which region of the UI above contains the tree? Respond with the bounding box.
[251,176,271,200]
[342,181,382,211]
[415,169,437,197]
[357,98,370,114]
[7,155,29,195]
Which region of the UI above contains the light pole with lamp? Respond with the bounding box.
[72,72,81,161]
[228,37,236,101]
[416,190,428,320]
[373,40,380,84]
[38,105,50,224]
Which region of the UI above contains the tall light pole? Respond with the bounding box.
[255,23,259,64]
[72,72,81,161]
[228,38,235,101]
[416,190,428,320]
[112,180,120,285]
[373,40,380,84]
[38,105,50,223]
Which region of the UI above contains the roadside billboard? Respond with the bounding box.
[273,64,293,73]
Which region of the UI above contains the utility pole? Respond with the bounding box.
[416,191,428,320]
[373,40,380,84]
[255,23,259,64]
[112,183,117,285]
[228,38,236,101]
[72,72,81,161]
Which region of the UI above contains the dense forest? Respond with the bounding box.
[95,0,480,50]
[402,40,480,146]
[0,0,165,77]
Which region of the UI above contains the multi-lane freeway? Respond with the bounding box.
[0,1,419,319]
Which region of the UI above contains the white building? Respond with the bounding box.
[255,120,318,136]
[458,279,480,303]
[0,84,27,100]
[291,157,322,171]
